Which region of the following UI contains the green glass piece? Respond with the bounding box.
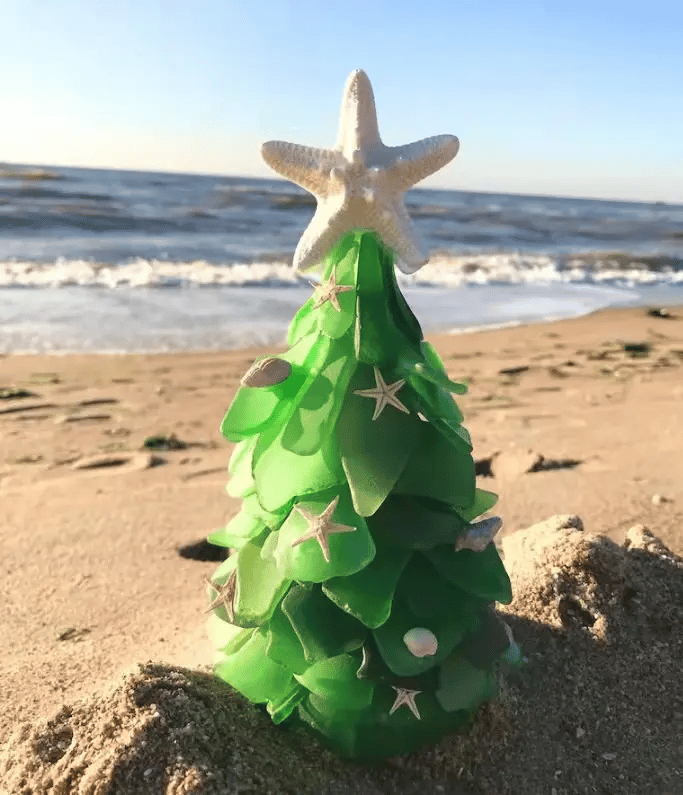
[384,248,423,346]
[322,535,412,628]
[459,488,498,522]
[434,651,497,713]
[338,363,421,516]
[254,430,346,513]
[225,438,255,499]
[265,602,309,675]
[234,539,292,627]
[398,554,481,622]
[282,336,356,456]
[220,383,284,444]
[422,543,513,604]
[298,697,360,758]
[461,606,513,669]
[214,627,293,704]
[397,347,468,400]
[295,654,374,711]
[394,422,475,508]
[267,682,308,725]
[241,491,289,528]
[271,490,375,583]
[206,612,253,657]
[208,507,267,549]
[287,299,318,346]
[281,583,368,664]
[372,596,472,677]
[368,495,470,550]
[420,341,468,394]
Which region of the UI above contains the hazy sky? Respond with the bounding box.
[3,0,682,202]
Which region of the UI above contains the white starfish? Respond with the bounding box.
[291,495,357,563]
[353,366,409,421]
[205,570,237,623]
[261,69,459,274]
[455,516,503,552]
[311,266,353,312]
[389,686,422,720]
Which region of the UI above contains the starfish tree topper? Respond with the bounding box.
[261,69,459,274]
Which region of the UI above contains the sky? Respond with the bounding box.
[2,0,682,203]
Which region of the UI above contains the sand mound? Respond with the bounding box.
[2,516,681,795]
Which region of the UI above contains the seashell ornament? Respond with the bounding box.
[403,627,438,657]
[241,356,292,388]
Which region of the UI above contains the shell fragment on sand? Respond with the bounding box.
[456,516,503,552]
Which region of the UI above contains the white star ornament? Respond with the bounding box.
[261,69,459,274]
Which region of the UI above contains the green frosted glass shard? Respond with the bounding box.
[265,603,309,675]
[287,299,319,346]
[420,341,468,394]
[267,682,308,725]
[461,606,513,669]
[295,654,374,711]
[397,347,468,399]
[234,539,292,627]
[460,488,498,522]
[322,536,412,628]
[434,652,497,713]
[338,363,421,516]
[206,612,253,657]
[220,384,281,443]
[298,697,359,758]
[394,422,475,507]
[398,554,481,621]
[404,371,466,425]
[254,430,346,513]
[371,596,472,677]
[422,543,512,604]
[207,507,267,549]
[281,337,356,456]
[281,583,368,664]
[272,490,375,583]
[368,495,470,550]
[225,439,255,498]
[384,251,423,345]
[241,492,289,528]
[214,626,293,704]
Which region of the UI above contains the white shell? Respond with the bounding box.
[455,516,503,552]
[403,627,438,657]
[241,357,292,388]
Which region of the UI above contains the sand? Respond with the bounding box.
[1,305,682,794]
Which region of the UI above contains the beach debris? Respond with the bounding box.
[493,448,544,480]
[498,365,529,376]
[241,357,292,388]
[0,401,56,416]
[646,307,675,318]
[651,493,672,505]
[56,627,90,643]
[403,627,438,657]
[622,342,651,357]
[70,453,161,471]
[78,397,119,407]
[0,386,37,400]
[142,433,188,451]
[54,413,112,424]
[261,69,459,274]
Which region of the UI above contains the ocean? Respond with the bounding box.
[1,163,682,354]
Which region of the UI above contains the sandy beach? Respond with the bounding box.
[1,305,682,794]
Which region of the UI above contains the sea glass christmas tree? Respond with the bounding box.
[206,69,520,760]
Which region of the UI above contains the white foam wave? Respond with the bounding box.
[0,252,681,289]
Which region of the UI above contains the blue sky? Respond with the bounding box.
[3,0,682,202]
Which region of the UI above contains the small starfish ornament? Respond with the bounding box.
[205,570,237,623]
[291,495,357,563]
[455,516,503,552]
[311,266,353,311]
[354,366,409,421]
[389,686,422,720]
[261,69,459,274]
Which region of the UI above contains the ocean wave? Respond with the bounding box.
[1,251,682,289]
